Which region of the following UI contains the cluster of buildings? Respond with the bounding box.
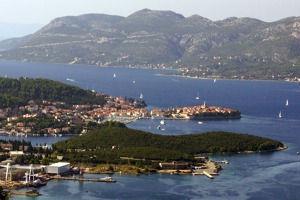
[0,93,241,137]
[151,102,241,120]
[0,95,148,137]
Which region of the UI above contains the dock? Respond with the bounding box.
[52,176,116,183]
[192,170,215,179]
[203,171,214,179]
[10,189,41,196]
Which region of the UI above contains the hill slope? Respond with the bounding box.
[0,9,300,80]
[53,126,284,163]
[0,77,105,108]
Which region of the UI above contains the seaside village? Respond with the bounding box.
[0,93,233,196]
[0,93,239,137]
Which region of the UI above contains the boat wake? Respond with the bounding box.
[66,78,75,82]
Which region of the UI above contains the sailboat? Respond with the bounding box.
[140,93,143,99]
[286,99,289,106]
[279,111,282,118]
[214,78,216,83]
[113,73,116,78]
[195,92,200,100]
[133,79,136,84]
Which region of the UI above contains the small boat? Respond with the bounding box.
[133,79,136,84]
[198,121,203,124]
[296,152,299,155]
[25,189,41,196]
[100,176,112,181]
[66,78,75,82]
[160,120,165,125]
[157,125,161,130]
[113,73,116,78]
[279,111,282,118]
[195,92,200,100]
[140,93,143,99]
[214,78,216,83]
[286,99,289,106]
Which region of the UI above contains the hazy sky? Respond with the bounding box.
[0,0,300,24]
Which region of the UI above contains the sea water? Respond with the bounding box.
[0,60,299,200]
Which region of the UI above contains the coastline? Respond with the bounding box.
[79,145,288,176]
[155,73,300,83]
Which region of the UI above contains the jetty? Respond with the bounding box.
[52,176,116,183]
[203,171,214,179]
[10,189,41,196]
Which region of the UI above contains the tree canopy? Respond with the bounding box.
[0,77,106,108]
[53,125,284,164]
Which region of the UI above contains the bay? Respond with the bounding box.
[0,60,299,200]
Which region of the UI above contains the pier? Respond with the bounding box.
[52,176,116,183]
[203,171,214,179]
[10,189,41,196]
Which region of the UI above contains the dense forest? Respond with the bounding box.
[53,124,284,164]
[0,77,106,108]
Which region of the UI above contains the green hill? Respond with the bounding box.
[53,125,284,163]
[0,77,105,108]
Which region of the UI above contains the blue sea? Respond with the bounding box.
[0,60,299,200]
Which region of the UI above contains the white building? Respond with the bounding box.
[46,162,70,175]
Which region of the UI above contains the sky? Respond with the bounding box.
[0,0,300,25]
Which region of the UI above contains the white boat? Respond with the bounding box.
[66,78,75,82]
[113,73,116,78]
[133,79,136,84]
[198,121,203,124]
[140,93,143,99]
[279,111,282,118]
[286,99,289,106]
[214,78,216,83]
[195,92,200,100]
[160,120,165,125]
[100,176,112,181]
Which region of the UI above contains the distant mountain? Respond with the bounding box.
[0,9,299,80]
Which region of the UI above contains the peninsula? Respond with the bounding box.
[151,102,241,120]
[0,77,241,137]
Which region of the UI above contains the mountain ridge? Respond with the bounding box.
[0,9,299,80]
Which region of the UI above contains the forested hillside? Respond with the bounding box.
[53,125,284,163]
[0,77,106,108]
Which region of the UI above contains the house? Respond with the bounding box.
[0,143,13,151]
[9,151,24,158]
